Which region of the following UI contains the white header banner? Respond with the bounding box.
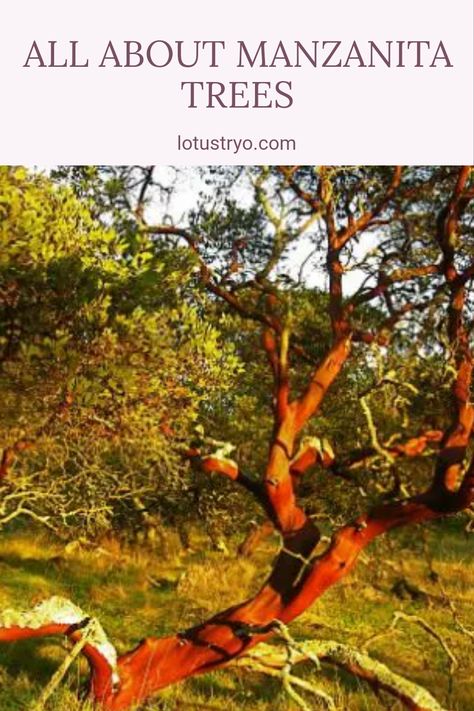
[0,0,473,164]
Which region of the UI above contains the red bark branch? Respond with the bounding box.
[335,166,403,249]
[293,336,352,433]
[432,167,474,491]
[0,597,117,700]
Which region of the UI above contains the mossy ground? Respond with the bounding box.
[0,517,472,710]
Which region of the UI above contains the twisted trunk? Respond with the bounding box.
[98,480,470,710]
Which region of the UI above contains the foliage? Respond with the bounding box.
[0,167,242,537]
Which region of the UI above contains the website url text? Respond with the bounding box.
[177,134,296,154]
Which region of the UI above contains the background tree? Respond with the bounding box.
[0,166,242,539]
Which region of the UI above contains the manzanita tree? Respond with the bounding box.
[0,165,473,710]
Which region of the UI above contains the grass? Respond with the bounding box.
[0,517,472,710]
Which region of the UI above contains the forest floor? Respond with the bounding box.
[0,517,472,711]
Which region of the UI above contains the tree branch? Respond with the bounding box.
[236,637,447,711]
[0,596,118,700]
[336,166,403,250]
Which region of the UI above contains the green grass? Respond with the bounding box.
[0,518,472,710]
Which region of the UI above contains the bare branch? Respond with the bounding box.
[236,636,447,711]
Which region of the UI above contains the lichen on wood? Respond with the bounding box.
[0,595,119,683]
